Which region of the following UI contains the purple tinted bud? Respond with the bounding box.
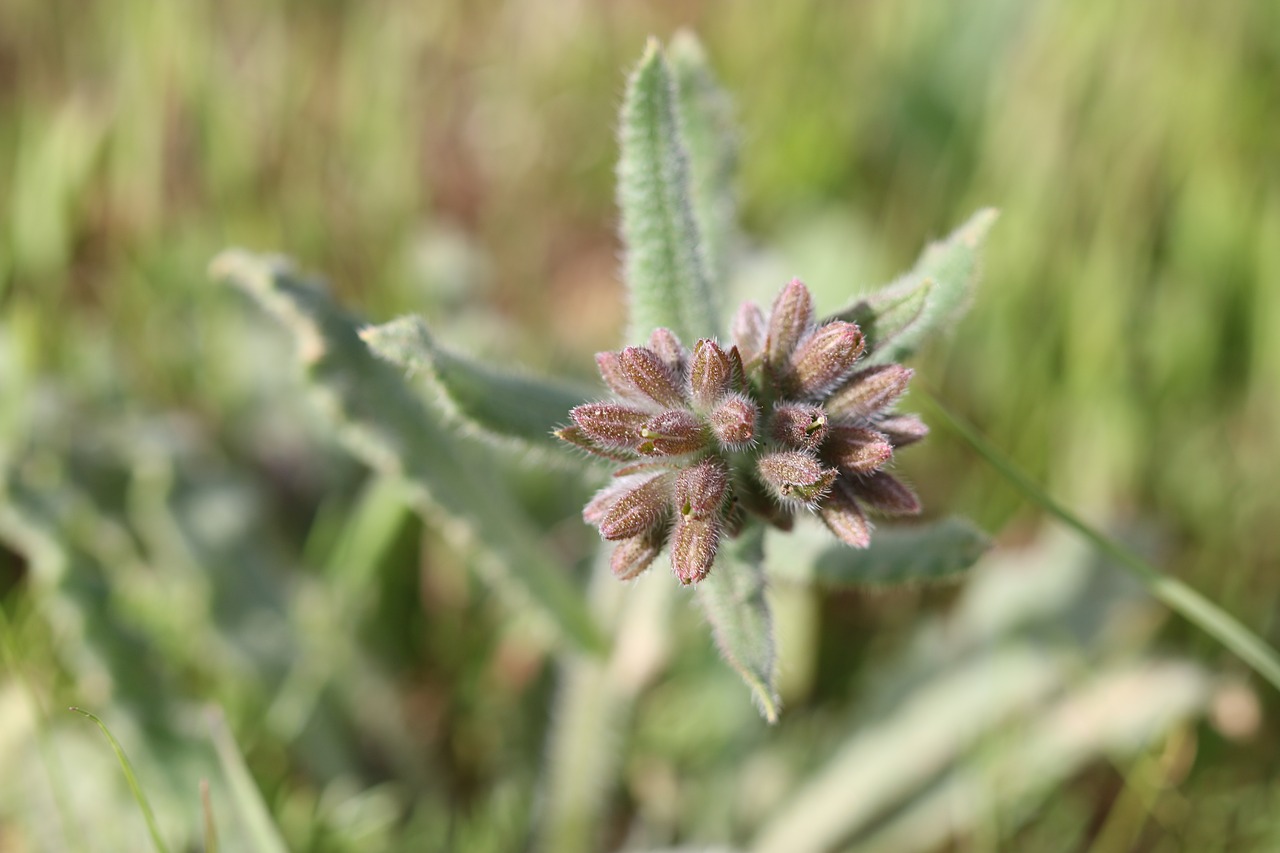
[788,321,865,399]
[671,515,720,585]
[619,346,687,408]
[674,459,730,520]
[765,278,814,373]
[598,472,674,540]
[571,402,650,449]
[554,425,635,461]
[726,345,748,393]
[637,410,708,456]
[819,477,871,548]
[709,393,758,449]
[826,364,914,422]
[611,527,666,580]
[849,470,921,516]
[595,351,653,407]
[689,339,732,411]
[877,414,929,448]
[825,425,893,474]
[770,403,827,451]
[647,327,687,376]
[731,301,767,366]
[756,450,837,506]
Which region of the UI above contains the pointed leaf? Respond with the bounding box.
[831,209,998,364]
[695,527,780,722]
[618,38,719,344]
[769,517,990,588]
[669,29,739,289]
[360,315,592,452]
[210,251,606,655]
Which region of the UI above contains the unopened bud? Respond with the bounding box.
[674,459,730,520]
[765,278,814,373]
[598,472,674,540]
[595,351,652,407]
[819,478,871,548]
[709,393,758,449]
[611,527,666,580]
[554,425,634,461]
[571,402,650,449]
[584,473,649,524]
[637,410,707,456]
[788,321,864,399]
[619,346,687,408]
[850,470,921,516]
[731,301,767,365]
[877,414,929,447]
[770,403,827,451]
[647,327,687,375]
[671,515,721,585]
[756,450,837,505]
[825,425,893,474]
[826,364,913,422]
[689,339,732,411]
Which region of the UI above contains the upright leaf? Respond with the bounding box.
[618,38,720,344]
[830,208,998,364]
[360,315,592,452]
[669,30,739,291]
[210,251,606,655]
[696,527,779,723]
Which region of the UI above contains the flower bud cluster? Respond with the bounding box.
[557,278,927,585]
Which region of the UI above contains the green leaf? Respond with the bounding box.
[360,315,591,452]
[210,251,606,656]
[696,527,779,723]
[206,708,290,853]
[70,707,171,853]
[668,29,739,291]
[832,208,998,364]
[618,38,720,344]
[769,517,990,588]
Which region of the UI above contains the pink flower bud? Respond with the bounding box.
[765,278,814,373]
[595,351,654,407]
[554,425,635,461]
[670,515,720,585]
[598,472,674,540]
[709,393,758,449]
[770,403,827,451]
[826,364,913,422]
[619,346,687,408]
[688,339,732,411]
[731,301,767,365]
[788,321,864,399]
[637,410,708,456]
[756,450,837,506]
[825,425,893,474]
[877,414,929,447]
[819,478,871,548]
[611,527,666,580]
[571,402,650,449]
[674,459,730,520]
[647,327,687,376]
[849,470,921,516]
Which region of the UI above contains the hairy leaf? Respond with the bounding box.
[360,315,591,452]
[618,38,720,344]
[211,251,606,655]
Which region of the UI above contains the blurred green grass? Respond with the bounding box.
[2,0,1279,850]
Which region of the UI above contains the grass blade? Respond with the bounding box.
[206,708,289,853]
[69,707,170,853]
[921,389,1280,693]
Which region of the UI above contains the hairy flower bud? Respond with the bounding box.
[571,402,650,449]
[648,327,686,376]
[689,338,732,411]
[826,364,914,422]
[671,515,720,585]
[788,320,865,399]
[598,472,673,540]
[819,478,871,548]
[756,451,837,506]
[850,470,921,516]
[732,301,767,366]
[611,526,667,580]
[619,346,687,408]
[675,459,730,520]
[765,278,814,373]
[554,425,634,461]
[770,403,827,451]
[709,393,758,448]
[595,351,653,408]
[825,425,893,474]
[637,410,707,456]
[877,414,929,447]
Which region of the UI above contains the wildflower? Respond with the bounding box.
[557,278,926,584]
